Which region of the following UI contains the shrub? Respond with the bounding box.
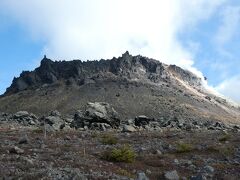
[176,142,193,153]
[102,145,136,163]
[218,134,231,142]
[100,134,118,145]
[32,128,43,133]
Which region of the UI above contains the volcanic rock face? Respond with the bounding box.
[0,51,239,124]
[4,51,202,95]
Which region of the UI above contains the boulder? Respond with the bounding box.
[135,115,154,126]
[122,125,136,132]
[9,146,24,154]
[44,116,65,130]
[89,123,111,131]
[50,110,61,117]
[164,170,179,180]
[18,136,29,144]
[13,111,38,126]
[190,174,207,180]
[71,102,121,129]
[136,172,149,180]
[41,110,65,130]
[14,111,29,118]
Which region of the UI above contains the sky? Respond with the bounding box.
[0,0,240,103]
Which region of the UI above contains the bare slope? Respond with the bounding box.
[0,52,239,123]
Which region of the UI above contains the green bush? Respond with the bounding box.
[218,134,231,142]
[102,145,136,163]
[176,142,193,153]
[100,134,118,145]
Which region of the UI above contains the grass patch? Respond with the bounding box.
[102,144,136,163]
[116,169,135,178]
[32,128,43,133]
[100,134,118,145]
[220,146,235,157]
[206,144,235,157]
[176,142,193,153]
[218,134,231,142]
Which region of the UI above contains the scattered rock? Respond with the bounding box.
[122,125,136,132]
[153,149,163,156]
[9,146,24,154]
[13,111,38,126]
[136,172,149,180]
[18,136,29,144]
[203,165,214,174]
[42,112,65,131]
[71,102,121,129]
[50,110,61,117]
[190,174,207,180]
[135,115,154,127]
[164,170,179,180]
[14,111,30,118]
[89,122,111,131]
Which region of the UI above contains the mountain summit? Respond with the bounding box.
[0,52,239,124]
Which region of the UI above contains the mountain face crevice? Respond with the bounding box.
[1,51,239,124]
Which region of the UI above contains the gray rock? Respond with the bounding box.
[190,174,207,180]
[71,102,121,129]
[164,170,179,180]
[13,111,38,126]
[14,111,29,118]
[9,146,24,154]
[135,115,154,126]
[122,125,136,132]
[173,159,179,165]
[44,116,65,130]
[50,110,61,117]
[127,119,135,125]
[18,136,29,144]
[203,165,214,174]
[153,149,163,156]
[89,123,111,131]
[136,172,149,180]
[72,173,88,180]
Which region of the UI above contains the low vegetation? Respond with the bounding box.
[116,169,135,178]
[218,133,231,142]
[100,133,118,145]
[176,142,193,153]
[102,144,136,163]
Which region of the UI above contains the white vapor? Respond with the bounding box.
[216,75,240,104]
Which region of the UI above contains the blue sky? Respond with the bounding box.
[0,0,240,103]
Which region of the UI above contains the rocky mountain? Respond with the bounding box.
[0,51,239,124]
[1,52,240,180]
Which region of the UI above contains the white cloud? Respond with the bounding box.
[216,75,240,104]
[4,0,239,101]
[0,1,225,64]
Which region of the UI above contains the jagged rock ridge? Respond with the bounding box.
[0,51,239,124]
[5,51,202,95]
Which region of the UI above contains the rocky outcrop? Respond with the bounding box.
[4,52,203,95]
[0,111,38,126]
[40,110,65,131]
[71,102,121,129]
[1,52,239,125]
